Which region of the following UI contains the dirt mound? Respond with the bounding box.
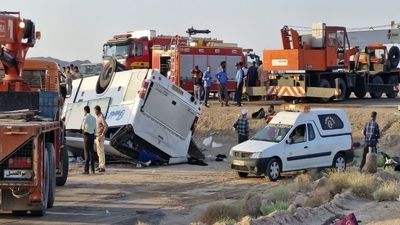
[242,192,356,225]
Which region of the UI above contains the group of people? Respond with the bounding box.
[61,64,82,95]
[191,60,267,107]
[81,105,108,174]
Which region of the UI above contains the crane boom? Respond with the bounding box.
[0,11,39,91]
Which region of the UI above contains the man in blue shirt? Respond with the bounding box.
[235,62,245,106]
[360,111,380,171]
[215,61,229,107]
[203,66,212,107]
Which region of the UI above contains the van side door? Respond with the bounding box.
[284,124,308,171]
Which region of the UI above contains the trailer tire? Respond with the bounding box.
[388,46,400,69]
[386,76,399,98]
[46,143,56,209]
[31,149,49,216]
[56,145,69,186]
[96,59,125,94]
[318,78,332,102]
[336,78,347,101]
[370,76,384,99]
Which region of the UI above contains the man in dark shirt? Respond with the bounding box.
[360,111,380,171]
[247,61,258,87]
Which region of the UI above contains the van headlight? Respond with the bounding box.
[250,152,262,159]
[229,150,234,157]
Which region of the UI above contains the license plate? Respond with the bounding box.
[3,170,32,179]
[232,160,245,166]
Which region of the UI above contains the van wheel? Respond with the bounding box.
[265,158,281,182]
[237,172,248,178]
[333,153,346,172]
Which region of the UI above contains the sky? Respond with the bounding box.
[3,0,400,63]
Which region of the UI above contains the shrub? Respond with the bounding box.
[198,203,240,225]
[304,186,332,208]
[349,173,378,199]
[377,155,385,168]
[269,186,291,203]
[373,181,400,202]
[290,173,312,192]
[260,201,289,216]
[242,192,261,217]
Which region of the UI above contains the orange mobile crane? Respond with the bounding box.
[0,11,68,216]
[264,23,400,102]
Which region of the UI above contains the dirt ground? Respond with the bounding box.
[1,99,400,225]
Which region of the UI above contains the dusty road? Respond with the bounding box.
[0,161,276,225]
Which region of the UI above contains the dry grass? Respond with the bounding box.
[349,173,378,199]
[328,172,352,194]
[373,181,400,202]
[198,203,240,225]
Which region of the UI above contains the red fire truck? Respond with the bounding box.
[102,29,260,93]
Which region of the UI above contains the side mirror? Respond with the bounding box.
[286,138,294,144]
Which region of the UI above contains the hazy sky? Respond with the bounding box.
[3,0,399,63]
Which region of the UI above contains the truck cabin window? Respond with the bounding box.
[251,124,292,143]
[103,44,129,59]
[131,43,143,57]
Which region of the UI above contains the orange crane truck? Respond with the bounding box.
[264,23,400,102]
[0,11,67,216]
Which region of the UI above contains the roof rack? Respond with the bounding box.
[280,103,310,112]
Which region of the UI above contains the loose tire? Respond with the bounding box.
[31,150,49,216]
[370,76,384,99]
[265,158,281,182]
[333,153,346,172]
[388,46,400,69]
[237,172,248,178]
[386,76,399,98]
[46,143,56,209]
[56,146,69,186]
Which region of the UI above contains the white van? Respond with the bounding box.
[229,104,354,181]
[62,60,201,164]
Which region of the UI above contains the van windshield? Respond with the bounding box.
[251,124,292,143]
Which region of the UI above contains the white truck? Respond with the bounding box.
[62,59,202,164]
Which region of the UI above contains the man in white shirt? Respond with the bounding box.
[94,105,108,172]
[81,106,96,174]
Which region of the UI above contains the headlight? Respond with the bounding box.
[250,152,262,159]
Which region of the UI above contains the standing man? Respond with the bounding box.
[247,61,259,87]
[235,62,245,106]
[74,66,82,79]
[234,109,249,143]
[215,62,229,107]
[81,106,96,174]
[360,111,380,171]
[94,105,108,173]
[203,66,212,107]
[65,67,74,95]
[192,65,203,102]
